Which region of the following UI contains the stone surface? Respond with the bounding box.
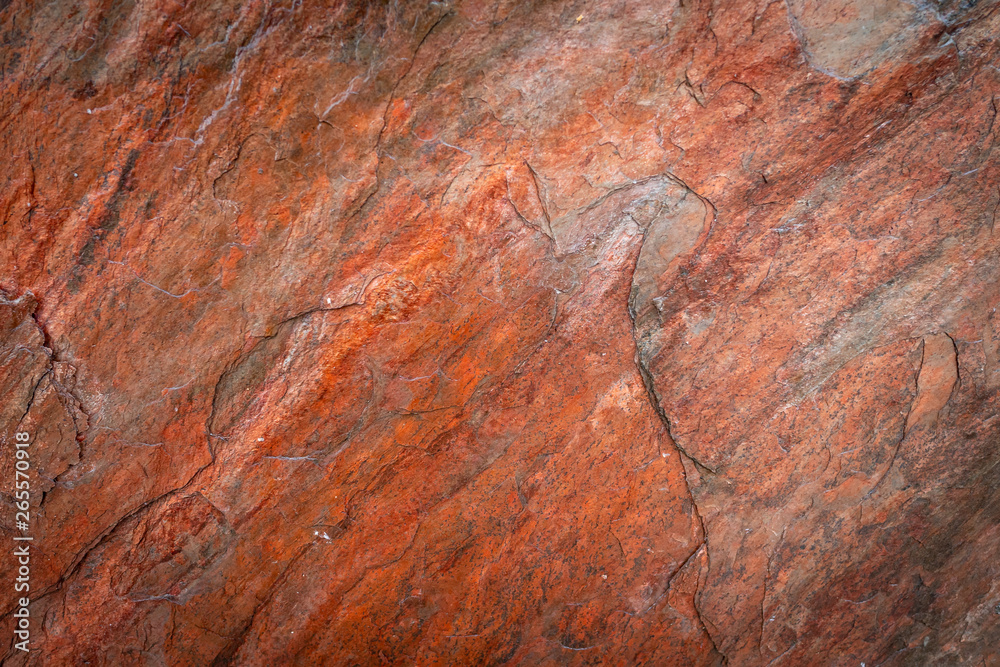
[1,0,999,664]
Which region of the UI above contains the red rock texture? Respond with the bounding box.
[2,0,1000,664]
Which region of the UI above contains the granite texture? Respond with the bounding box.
[1,0,1000,664]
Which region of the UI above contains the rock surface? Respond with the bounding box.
[1,0,1000,664]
